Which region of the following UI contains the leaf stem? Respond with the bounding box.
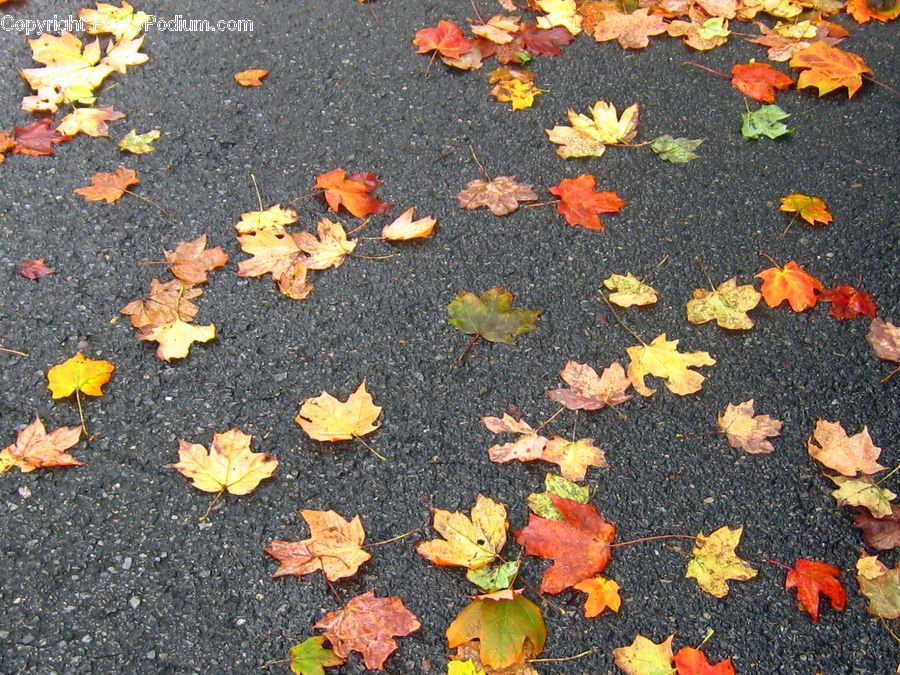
[200,489,224,522]
[452,334,481,368]
[0,346,28,357]
[123,189,174,219]
[600,294,647,346]
[639,255,669,284]
[766,558,792,572]
[694,256,716,291]
[365,529,420,548]
[534,406,566,433]
[286,189,323,205]
[353,433,387,461]
[75,389,88,437]
[781,214,797,238]
[863,74,900,97]
[346,219,370,237]
[530,649,593,664]
[467,142,491,181]
[251,173,264,211]
[881,365,900,383]
[523,199,560,209]
[695,628,715,650]
[875,461,900,486]
[349,253,401,261]
[758,251,781,269]
[611,534,697,548]
[682,61,729,79]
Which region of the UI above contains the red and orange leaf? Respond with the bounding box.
[673,647,736,675]
[74,166,139,203]
[779,193,832,226]
[548,174,626,231]
[0,416,83,474]
[12,119,72,156]
[413,20,474,59]
[514,495,616,594]
[820,284,877,321]
[790,40,874,98]
[731,62,794,103]
[520,23,575,56]
[784,559,846,621]
[163,235,229,285]
[845,0,899,23]
[314,168,391,219]
[19,258,56,279]
[755,260,823,311]
[315,592,420,670]
[573,576,621,618]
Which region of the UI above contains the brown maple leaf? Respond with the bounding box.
[12,118,72,156]
[456,176,538,216]
[853,506,900,552]
[483,414,548,464]
[0,416,83,473]
[315,592,420,670]
[18,258,56,279]
[590,8,668,49]
[866,318,900,381]
[546,360,632,411]
[163,235,229,285]
[718,399,782,454]
[74,166,139,203]
[121,279,203,329]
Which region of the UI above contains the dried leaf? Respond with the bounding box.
[784,559,846,622]
[686,278,761,330]
[172,428,278,495]
[314,168,391,219]
[456,176,538,216]
[574,576,621,617]
[718,399,782,454]
[853,506,900,551]
[547,100,639,158]
[381,207,436,241]
[417,495,508,570]
[603,273,658,307]
[807,420,884,476]
[448,288,540,345]
[755,260,823,311]
[790,40,873,98]
[613,634,675,675]
[546,360,631,411]
[855,555,900,619]
[74,166,139,203]
[0,416,82,474]
[548,174,627,231]
[19,258,56,280]
[234,68,268,87]
[820,285,877,321]
[13,119,71,156]
[829,476,895,518]
[591,8,669,49]
[163,235,228,285]
[685,526,758,597]
[626,333,716,397]
[56,106,125,137]
[266,510,371,581]
[731,62,793,102]
[779,193,832,226]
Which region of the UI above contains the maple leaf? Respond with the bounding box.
[738,0,803,19]
[173,428,277,496]
[314,168,391,219]
[0,130,14,163]
[783,559,846,622]
[540,437,609,481]
[446,592,546,669]
[19,258,56,280]
[74,166,139,203]
[779,193,832,226]
[535,0,583,35]
[519,23,575,56]
[413,20,474,59]
[668,17,731,51]
[79,1,150,41]
[741,104,793,140]
[807,420,884,477]
[19,32,114,107]
[121,279,202,329]
[56,106,125,138]
[845,0,900,22]
[47,352,115,399]
[686,277,761,330]
[118,128,159,154]
[237,229,310,294]
[590,8,669,49]
[548,174,627,231]
[731,62,793,103]
[235,204,299,234]
[828,476,896,518]
[626,334,716,397]
[718,400,782,454]
[163,235,229,285]
[295,380,381,442]
[527,473,589,520]
[417,494,508,569]
[99,35,149,74]
[603,273,658,307]
[820,285,877,321]
[315,591,420,670]
[466,560,520,594]
[755,260,823,311]
[546,360,631,411]
[295,218,358,269]
[853,505,900,551]
[790,41,873,98]
[456,176,538,216]
[685,526,758,597]
[0,417,82,474]
[547,100,640,159]
[442,44,485,71]
[472,15,521,44]
[613,634,675,675]
[448,288,540,345]
[867,318,900,375]
[855,555,900,619]
[448,660,486,675]
[234,68,268,87]
[139,319,216,361]
[265,509,371,581]
[483,414,548,465]
[651,135,703,164]
[12,119,72,156]
[673,647,736,675]
[490,71,543,110]
[288,636,344,675]
[574,576,621,618]
[381,207,436,241]
[515,495,616,593]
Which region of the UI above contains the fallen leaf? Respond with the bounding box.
[779,193,832,226]
[603,273,658,307]
[472,15,521,44]
[574,576,621,617]
[784,559,846,622]
[47,352,115,399]
[685,525,758,597]
[490,72,543,110]
[172,428,278,495]
[235,204,299,234]
[295,218,357,270]
[296,380,381,442]
[314,168,391,219]
[138,319,216,361]
[13,119,72,156]
[467,560,520,593]
[235,68,268,87]
[448,660,486,675]
[456,176,538,216]
[519,23,575,56]
[526,473,590,520]
[417,494,508,569]
[79,1,150,40]
[651,135,703,164]
[613,634,674,675]
[867,318,900,366]
[100,35,149,74]
[74,166,139,203]
[855,555,900,619]
[288,636,345,675]
[807,420,884,477]
[265,510,371,581]
[718,399,782,454]
[315,592,420,670]
[668,17,731,51]
[756,260,823,311]
[673,647,736,675]
[590,8,669,49]
[546,360,631,411]
[163,235,229,285]
[853,505,900,551]
[535,0,583,35]
[55,105,125,138]
[237,229,311,297]
[686,277,761,330]
[0,416,82,474]
[118,128,160,154]
[731,62,793,102]
[413,20,474,59]
[442,43,485,71]
[547,100,640,158]
[820,285,877,321]
[828,476,896,518]
[120,279,202,329]
[741,104,793,139]
[19,32,114,107]
[548,174,627,231]
[381,207,436,241]
[540,436,608,481]
[790,40,873,98]
[19,258,56,279]
[626,333,716,397]
[483,414,547,465]
[448,288,540,345]
[515,495,616,593]
[845,0,900,23]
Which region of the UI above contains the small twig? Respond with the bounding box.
[250,173,264,211]
[324,576,343,602]
[534,406,566,434]
[781,213,798,238]
[695,628,715,650]
[467,142,491,181]
[469,0,485,24]
[0,346,28,357]
[758,251,781,269]
[611,534,697,548]
[766,558,792,572]
[123,189,174,219]
[694,256,716,291]
[346,219,370,237]
[364,529,420,549]
[286,189,323,205]
[353,433,387,461]
[600,294,647,346]
[530,649,593,664]
[571,411,578,442]
[258,658,289,670]
[424,50,438,77]
[349,253,400,261]
[683,61,729,79]
[452,334,481,368]
[523,199,560,209]
[200,489,224,522]
[614,140,653,148]
[881,365,900,384]
[639,255,669,284]
[863,74,900,97]
[881,618,900,644]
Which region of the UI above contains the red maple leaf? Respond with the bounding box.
[783,559,846,622]
[514,495,616,594]
[731,63,794,103]
[314,168,392,219]
[548,174,626,231]
[520,23,575,57]
[673,646,736,675]
[12,119,71,156]
[413,20,473,60]
[820,284,877,321]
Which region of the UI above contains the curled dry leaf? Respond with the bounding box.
[172,428,278,496]
[456,176,538,216]
[19,258,55,279]
[0,416,82,473]
[718,399,782,454]
[234,68,268,87]
[381,207,436,241]
[483,414,547,464]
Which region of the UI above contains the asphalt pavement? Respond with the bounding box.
[0,1,898,673]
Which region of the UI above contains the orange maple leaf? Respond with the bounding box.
[784,559,846,622]
[845,0,899,24]
[573,576,621,618]
[74,166,139,203]
[548,174,626,231]
[413,20,474,59]
[755,260,823,311]
[673,646,736,674]
[790,41,874,98]
[731,62,794,103]
[163,235,229,285]
[779,193,832,226]
[0,416,83,473]
[589,8,668,49]
[314,168,392,219]
[234,68,268,87]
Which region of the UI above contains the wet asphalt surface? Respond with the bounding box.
[0,1,898,673]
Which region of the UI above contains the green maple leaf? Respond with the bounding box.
[741,105,793,140]
[651,135,703,164]
[119,129,160,154]
[447,288,540,345]
[527,473,590,520]
[466,560,520,593]
[288,637,344,675]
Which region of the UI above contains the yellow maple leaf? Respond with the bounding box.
[613,634,675,675]
[535,0,583,35]
[626,334,716,396]
[381,207,436,241]
[234,204,299,234]
[99,35,149,74]
[546,100,639,159]
[685,526,758,597]
[47,352,115,398]
[685,277,761,330]
[78,1,150,41]
[491,77,543,111]
[55,106,125,137]
[541,437,608,482]
[172,428,278,496]
[295,218,357,270]
[417,495,508,570]
[295,380,382,443]
[20,32,114,106]
[603,272,658,307]
[139,319,216,362]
